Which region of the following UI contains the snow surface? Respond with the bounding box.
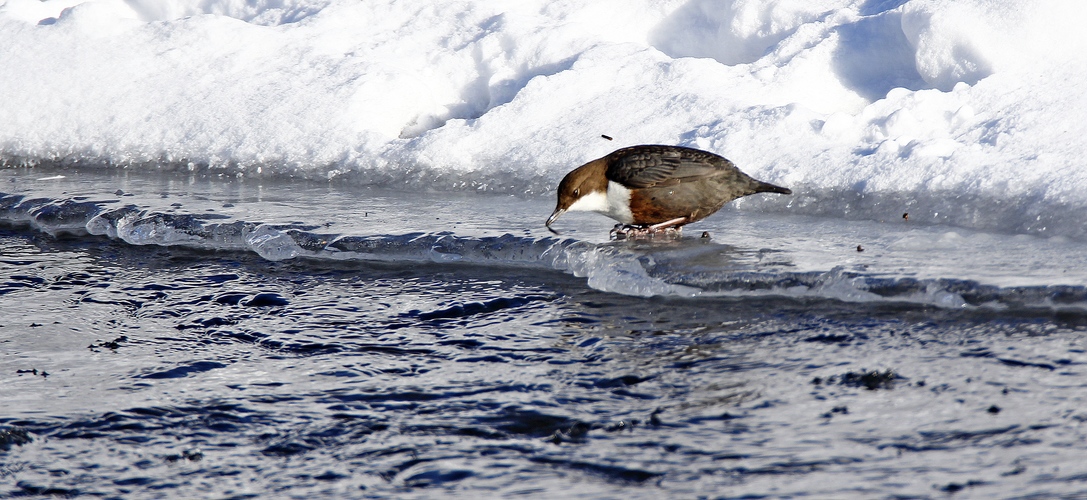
[1,0,1086,237]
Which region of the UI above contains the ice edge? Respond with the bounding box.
[3,191,1086,311]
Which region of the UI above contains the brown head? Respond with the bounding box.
[546,158,609,231]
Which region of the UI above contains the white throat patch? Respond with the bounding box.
[567,190,608,213]
[605,181,634,224]
[565,181,634,224]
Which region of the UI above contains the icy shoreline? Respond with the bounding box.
[4,169,1087,309]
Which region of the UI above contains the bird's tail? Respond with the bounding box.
[755,181,792,195]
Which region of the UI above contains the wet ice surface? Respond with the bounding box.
[2,168,1087,498]
[4,167,1087,306]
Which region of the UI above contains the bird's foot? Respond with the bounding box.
[610,223,683,240]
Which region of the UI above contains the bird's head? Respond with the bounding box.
[546,158,609,231]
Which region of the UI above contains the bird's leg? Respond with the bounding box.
[648,217,687,231]
[610,217,687,240]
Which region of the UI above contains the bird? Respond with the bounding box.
[546,145,791,236]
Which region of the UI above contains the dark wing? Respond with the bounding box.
[604,145,735,188]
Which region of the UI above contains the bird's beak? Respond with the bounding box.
[545,208,565,233]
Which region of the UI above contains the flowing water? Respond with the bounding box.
[2,167,1086,499]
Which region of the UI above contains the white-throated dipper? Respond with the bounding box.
[546,145,791,236]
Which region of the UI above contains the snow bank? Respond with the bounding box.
[1,0,1085,236]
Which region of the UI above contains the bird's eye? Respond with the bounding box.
[573,189,580,196]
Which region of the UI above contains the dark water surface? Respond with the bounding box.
[3,229,1087,499]
[2,168,1087,498]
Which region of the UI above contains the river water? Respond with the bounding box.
[2,167,1086,498]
